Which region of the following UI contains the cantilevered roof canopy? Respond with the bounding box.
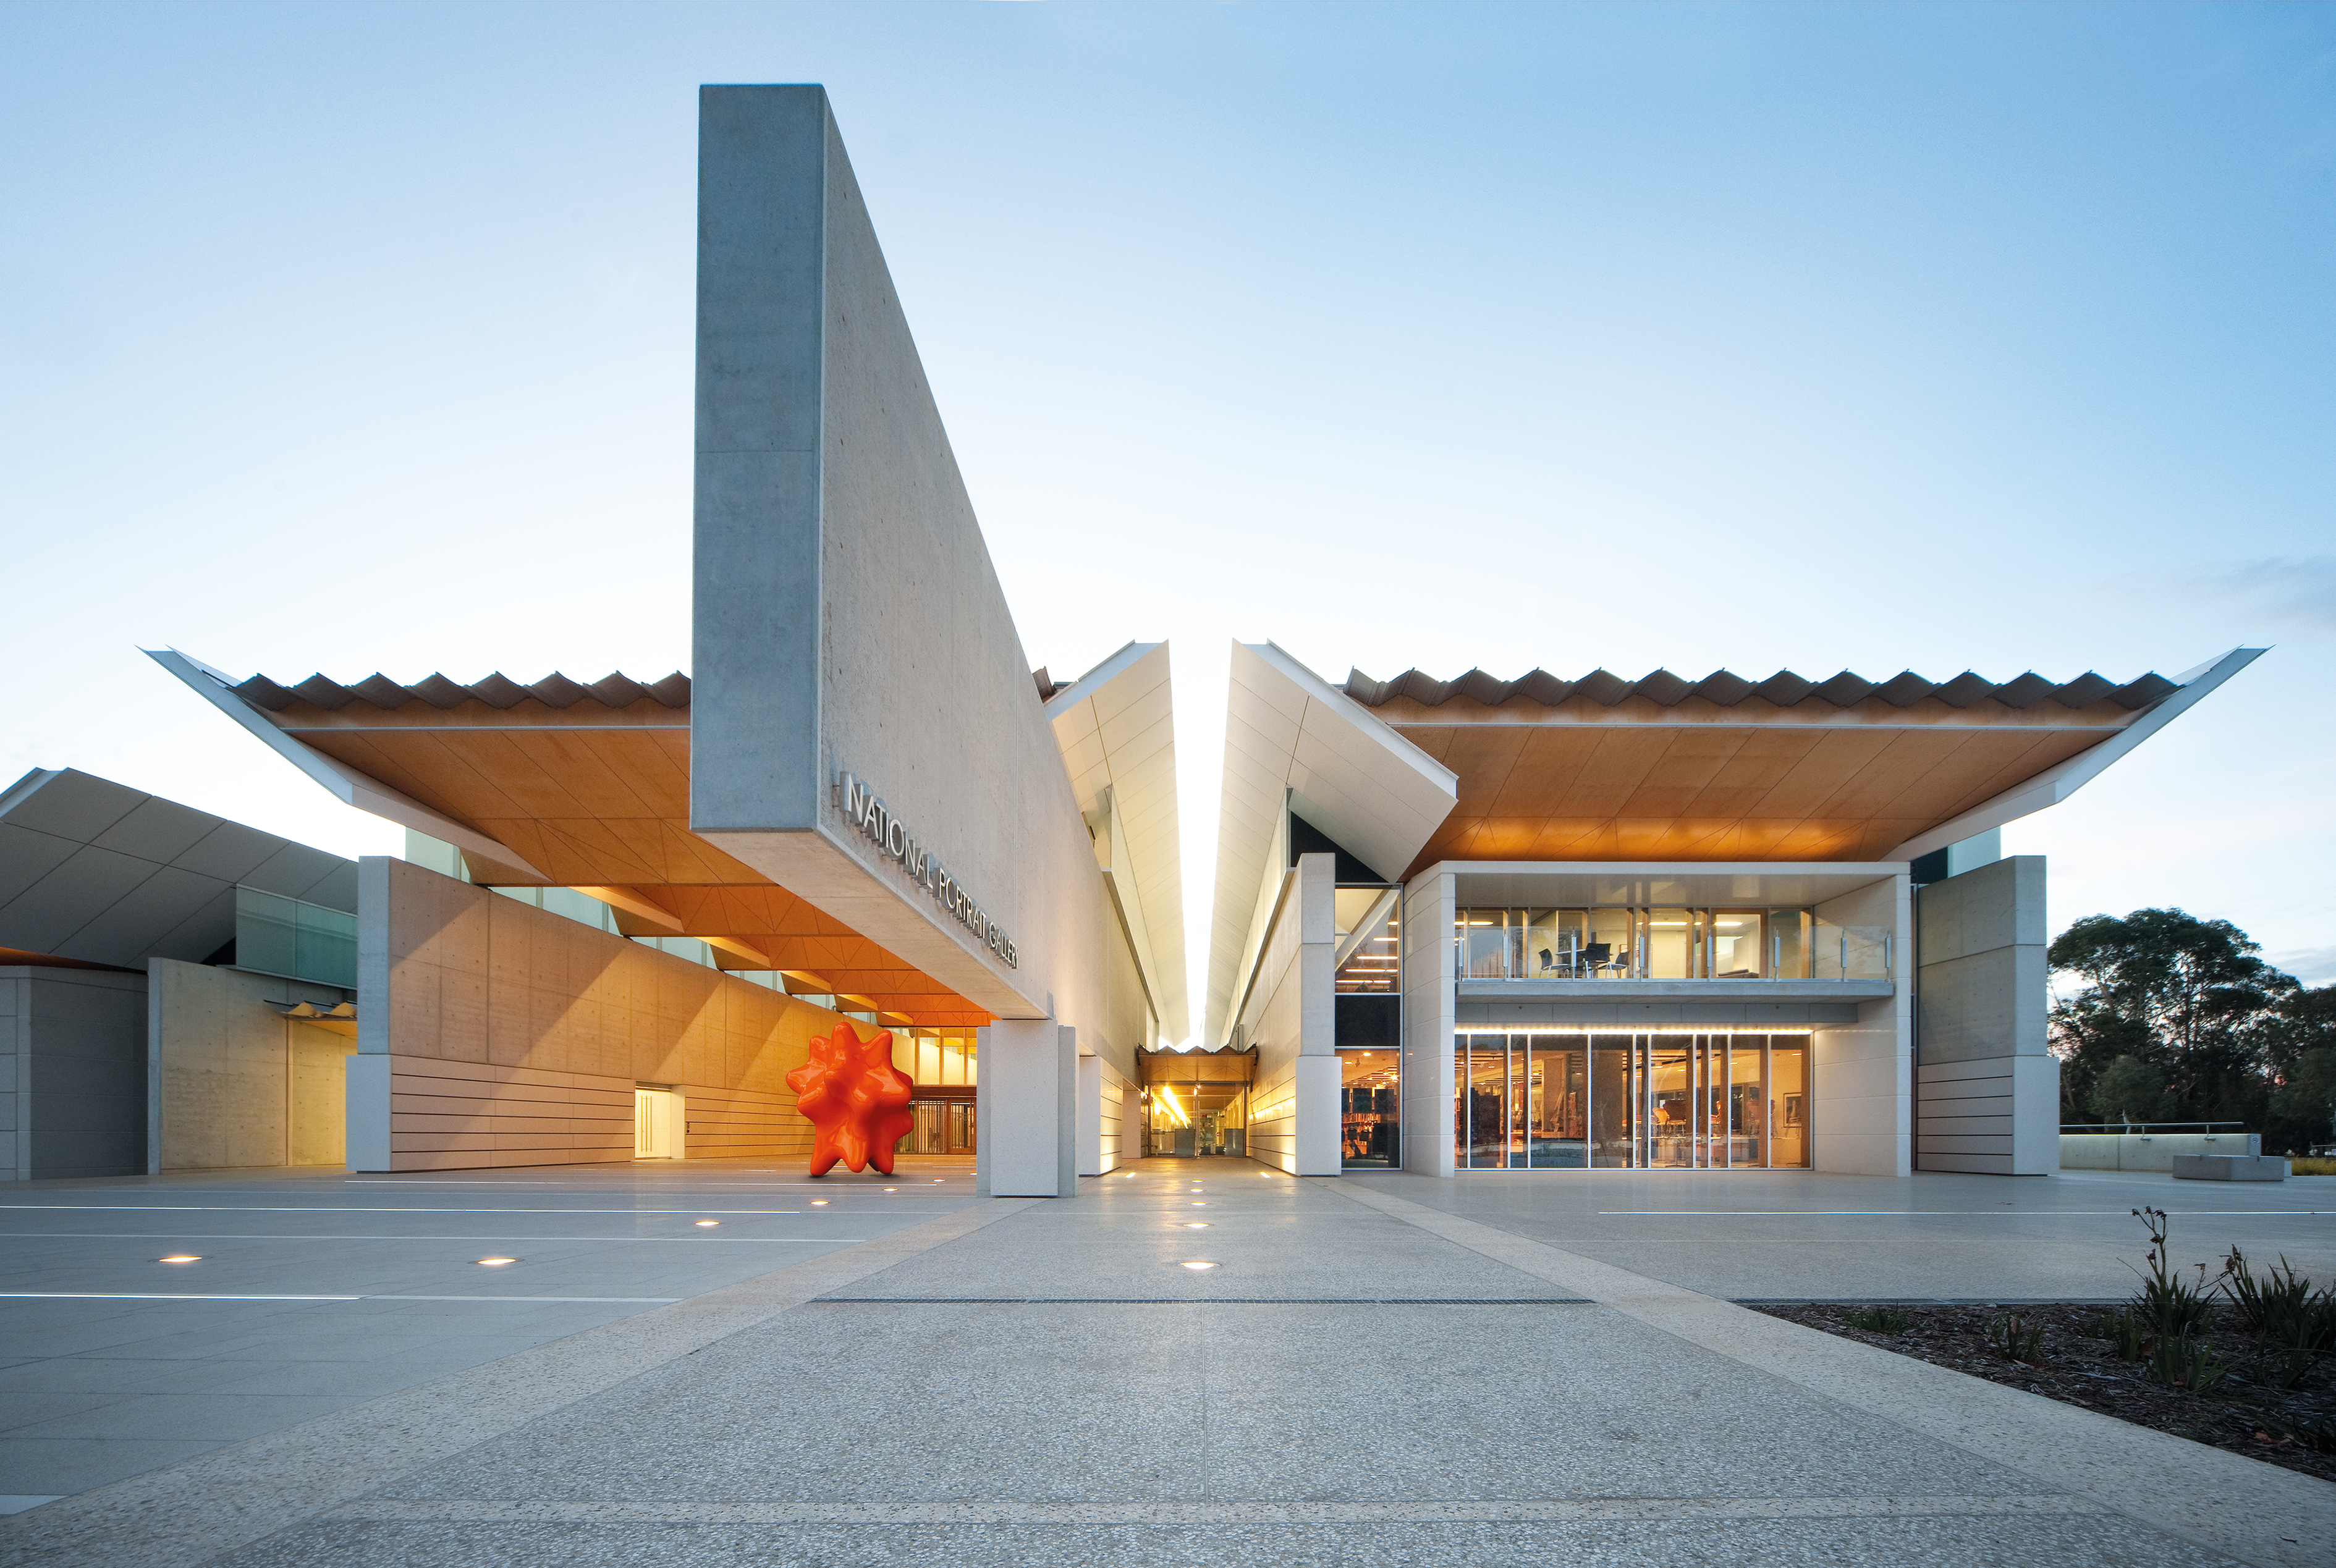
[1343,649,2262,872]
[1044,641,1187,1043]
[151,651,993,1027]
[0,767,352,970]
[1206,641,1458,1050]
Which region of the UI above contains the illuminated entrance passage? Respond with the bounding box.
[897,1033,978,1156]
[1458,1032,1808,1169]
[1137,1047,1256,1157]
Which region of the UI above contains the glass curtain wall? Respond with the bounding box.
[1340,1050,1400,1167]
[1454,909,1840,980]
[1457,1032,1809,1169]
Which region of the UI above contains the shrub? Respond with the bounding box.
[1985,1314,2046,1365]
[2128,1207,2218,1339]
[1845,1304,1911,1334]
[2145,1332,2227,1394]
[2293,1156,2336,1176]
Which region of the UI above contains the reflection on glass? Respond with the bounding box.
[1528,1035,1586,1166]
[1769,909,1809,979]
[1523,910,1584,977]
[1462,1032,1812,1171]
[1586,909,1633,979]
[1729,1041,1765,1165]
[1460,1037,1510,1166]
[1336,896,1401,993]
[1644,909,1693,979]
[1711,913,1765,978]
[1771,1043,1808,1167]
[1340,1050,1400,1168]
[1458,911,1509,979]
[1646,1043,1693,1165]
[1591,1035,1633,1166]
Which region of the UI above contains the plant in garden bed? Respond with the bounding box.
[1845,1304,1910,1334]
[1986,1313,2046,1365]
[2217,1246,2333,1391]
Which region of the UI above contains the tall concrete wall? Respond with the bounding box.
[689,86,1151,1147]
[1400,872,1458,1176]
[355,856,860,1173]
[1,966,148,1179]
[1915,855,2057,1175]
[1809,875,1911,1176]
[148,958,353,1172]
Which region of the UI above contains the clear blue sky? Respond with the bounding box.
[4,1,2330,1016]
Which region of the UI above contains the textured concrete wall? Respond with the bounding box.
[1811,875,1912,1177]
[1915,856,2055,1174]
[978,1020,1073,1196]
[689,85,1149,1106]
[355,857,855,1172]
[1400,872,1458,1176]
[1234,854,1335,1174]
[0,966,149,1179]
[148,958,353,1171]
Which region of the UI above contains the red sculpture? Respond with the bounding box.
[786,1021,915,1176]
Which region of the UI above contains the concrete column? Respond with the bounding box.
[1077,1052,1103,1177]
[1400,872,1457,1176]
[1915,856,2055,1174]
[1294,853,1340,1176]
[978,1019,1077,1196]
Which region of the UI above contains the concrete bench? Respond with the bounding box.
[2170,1153,2288,1182]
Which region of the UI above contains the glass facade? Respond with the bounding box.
[1455,1032,1809,1169]
[1454,908,1890,981]
[895,1032,977,1156]
[1144,1078,1251,1157]
[234,887,358,988]
[1340,1049,1400,1168]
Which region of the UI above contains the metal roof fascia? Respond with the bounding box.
[1884,646,2264,862]
[146,648,552,884]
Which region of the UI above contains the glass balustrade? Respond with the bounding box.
[1452,907,1892,980]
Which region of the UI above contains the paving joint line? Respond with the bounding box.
[323,1493,2117,1525]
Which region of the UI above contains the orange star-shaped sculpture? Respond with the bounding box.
[786,1021,916,1177]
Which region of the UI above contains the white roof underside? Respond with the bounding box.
[1206,642,1457,1048]
[1046,641,1188,1043]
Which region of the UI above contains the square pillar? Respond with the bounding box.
[976,1019,1077,1196]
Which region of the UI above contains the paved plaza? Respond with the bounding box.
[0,1159,2330,1566]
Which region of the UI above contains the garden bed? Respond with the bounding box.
[1751,1299,2336,1484]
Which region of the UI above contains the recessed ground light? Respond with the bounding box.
[158,1254,201,1264]
[475,1257,517,1267]
[811,1199,829,1205]
[884,1187,897,1192]
[1184,1222,1209,1229]
[1191,1202,1206,1207]
[694,1219,721,1227]
[1180,1260,1217,1271]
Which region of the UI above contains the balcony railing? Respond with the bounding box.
[1454,906,1894,982]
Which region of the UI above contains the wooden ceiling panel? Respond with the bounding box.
[1384,704,2125,873]
[273,711,990,1027]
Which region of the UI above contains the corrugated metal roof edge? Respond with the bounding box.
[233,671,692,713]
[1340,665,2180,713]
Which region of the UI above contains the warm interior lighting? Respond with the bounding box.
[1157,1086,1191,1127]
[694,1219,721,1227]
[158,1254,201,1264]
[475,1257,517,1267]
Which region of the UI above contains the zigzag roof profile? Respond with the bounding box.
[231,670,692,713]
[1342,665,2181,712]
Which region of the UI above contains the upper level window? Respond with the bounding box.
[1451,908,1889,980]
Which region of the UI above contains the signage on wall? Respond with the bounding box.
[832,770,1018,969]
